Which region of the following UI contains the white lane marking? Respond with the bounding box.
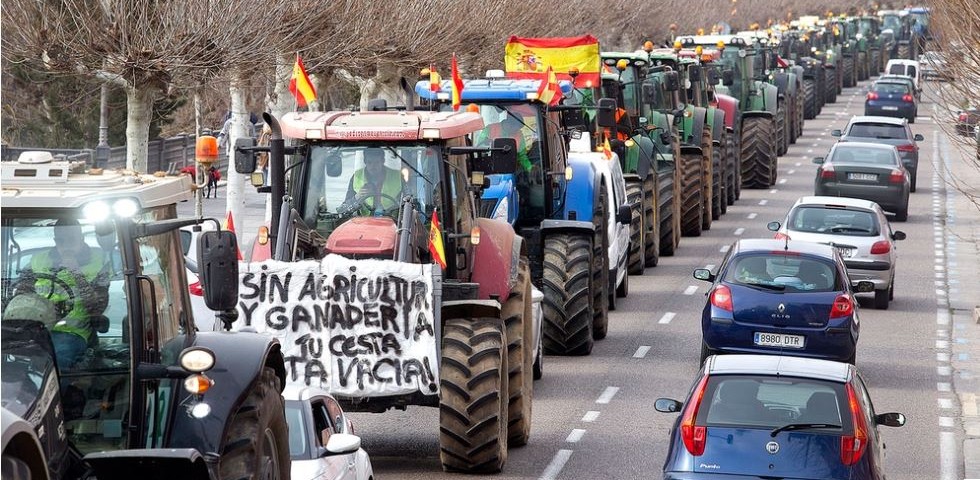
[937,340,949,349]
[795,162,802,167]
[658,312,676,324]
[704,264,716,270]
[633,345,652,358]
[812,143,818,147]
[539,449,574,480]
[566,429,586,443]
[747,213,758,219]
[938,365,952,376]
[734,228,745,236]
[720,245,730,253]
[787,169,796,174]
[683,286,698,295]
[938,382,951,392]
[939,417,955,428]
[807,149,814,153]
[938,352,950,362]
[769,189,779,194]
[759,199,769,205]
[582,411,600,423]
[940,431,958,480]
[778,179,787,184]
[596,386,620,404]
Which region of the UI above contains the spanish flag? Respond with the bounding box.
[504,35,600,88]
[536,66,563,107]
[451,54,464,111]
[289,55,317,107]
[428,210,447,269]
[602,137,613,160]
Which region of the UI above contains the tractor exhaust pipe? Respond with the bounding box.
[263,112,286,255]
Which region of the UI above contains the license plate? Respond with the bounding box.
[882,106,899,111]
[837,247,855,258]
[754,332,805,348]
[848,173,877,181]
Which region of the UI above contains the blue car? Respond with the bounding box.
[694,239,875,365]
[655,354,906,480]
[864,80,917,123]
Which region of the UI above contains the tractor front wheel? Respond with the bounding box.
[218,367,290,480]
[542,233,594,355]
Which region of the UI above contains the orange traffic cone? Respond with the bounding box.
[225,211,243,261]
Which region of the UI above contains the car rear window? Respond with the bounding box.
[887,64,906,75]
[831,146,898,166]
[788,206,879,236]
[873,82,910,95]
[846,122,908,139]
[699,375,848,430]
[724,254,838,291]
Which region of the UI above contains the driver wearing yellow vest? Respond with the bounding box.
[345,149,403,214]
[29,219,109,370]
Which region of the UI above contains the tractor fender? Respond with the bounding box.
[709,108,725,144]
[166,332,285,456]
[1,408,49,480]
[742,110,774,120]
[691,106,708,146]
[83,449,210,480]
[630,133,655,179]
[471,217,523,302]
[560,154,600,224]
[774,72,790,96]
[714,94,739,130]
[540,219,596,237]
[751,82,779,115]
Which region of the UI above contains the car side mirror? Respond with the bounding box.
[891,230,906,241]
[767,221,781,231]
[596,98,619,128]
[831,129,843,137]
[875,412,906,427]
[323,433,361,456]
[722,70,735,86]
[617,205,631,225]
[234,137,257,174]
[812,157,825,164]
[655,398,683,413]
[197,230,240,311]
[693,268,715,282]
[853,280,876,293]
[913,133,924,141]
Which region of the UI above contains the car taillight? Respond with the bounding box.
[774,232,791,241]
[866,92,878,100]
[830,294,854,319]
[681,375,710,456]
[888,169,905,183]
[870,240,891,254]
[820,164,836,179]
[189,281,204,296]
[710,285,734,312]
[841,383,869,466]
[902,94,914,102]
[895,143,916,153]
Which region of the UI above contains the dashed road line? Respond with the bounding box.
[734,228,745,236]
[719,245,730,253]
[540,449,573,480]
[658,312,676,324]
[747,213,757,219]
[787,169,795,174]
[566,429,586,443]
[633,345,651,358]
[759,199,768,205]
[596,386,620,404]
[704,264,716,270]
[581,411,600,423]
[683,286,698,295]
[778,179,787,184]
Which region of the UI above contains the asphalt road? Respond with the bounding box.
[333,78,976,479]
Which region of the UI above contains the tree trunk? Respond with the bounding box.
[126,86,154,172]
[225,74,250,238]
[265,54,294,223]
[343,64,408,111]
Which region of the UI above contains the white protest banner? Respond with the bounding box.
[235,254,438,397]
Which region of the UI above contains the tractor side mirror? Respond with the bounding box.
[664,71,681,91]
[617,205,631,225]
[234,137,257,174]
[722,70,735,86]
[596,98,619,128]
[689,65,702,82]
[197,230,240,311]
[487,137,518,174]
[642,83,657,103]
[707,68,721,86]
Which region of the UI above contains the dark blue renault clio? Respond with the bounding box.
[655,355,906,480]
[694,239,875,365]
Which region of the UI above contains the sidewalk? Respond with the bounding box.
[175,180,269,250]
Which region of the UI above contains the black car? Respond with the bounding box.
[865,81,917,123]
[813,142,911,221]
[832,116,924,191]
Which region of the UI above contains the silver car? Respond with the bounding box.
[771,196,906,310]
[284,385,374,480]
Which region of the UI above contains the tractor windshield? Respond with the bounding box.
[301,144,442,238]
[881,14,902,32]
[857,18,876,36]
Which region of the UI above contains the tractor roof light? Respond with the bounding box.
[673,40,683,52]
[717,40,726,51]
[616,59,629,72]
[643,41,655,53]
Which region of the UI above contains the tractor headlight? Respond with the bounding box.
[112,198,140,218]
[491,197,509,222]
[179,347,216,373]
[82,201,111,222]
[82,197,141,222]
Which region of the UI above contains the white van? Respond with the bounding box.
[885,59,921,90]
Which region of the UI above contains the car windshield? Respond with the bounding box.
[788,206,880,236]
[699,375,847,430]
[847,122,908,139]
[831,146,898,166]
[873,82,910,95]
[300,144,442,237]
[724,254,838,292]
[284,402,309,459]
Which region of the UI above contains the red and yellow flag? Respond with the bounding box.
[289,55,317,107]
[428,210,447,269]
[504,35,600,88]
[451,54,464,111]
[429,66,442,92]
[602,137,613,160]
[536,66,563,107]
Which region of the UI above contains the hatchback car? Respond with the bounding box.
[655,354,906,480]
[884,59,920,90]
[831,116,924,191]
[875,75,920,101]
[772,196,906,309]
[694,239,875,365]
[865,80,917,123]
[813,142,911,221]
[284,384,374,480]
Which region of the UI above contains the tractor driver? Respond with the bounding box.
[27,219,110,370]
[345,149,403,215]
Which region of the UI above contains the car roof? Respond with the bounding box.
[282,384,335,402]
[793,195,879,211]
[878,75,914,82]
[733,238,837,257]
[846,115,906,126]
[832,141,898,152]
[706,354,852,383]
[887,59,917,65]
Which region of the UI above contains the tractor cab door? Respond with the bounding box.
[443,137,478,281]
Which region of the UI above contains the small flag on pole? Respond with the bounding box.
[428,210,447,269]
[224,211,243,260]
[536,66,563,106]
[429,66,442,92]
[451,54,464,111]
[602,137,613,160]
[289,55,317,107]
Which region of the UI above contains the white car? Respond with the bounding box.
[283,385,374,480]
[771,196,906,309]
[884,59,920,90]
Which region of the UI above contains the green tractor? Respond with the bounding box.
[828,18,860,88]
[736,31,804,156]
[854,15,889,75]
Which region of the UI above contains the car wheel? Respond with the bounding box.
[910,169,917,192]
[874,288,890,310]
[889,277,895,301]
[895,199,909,222]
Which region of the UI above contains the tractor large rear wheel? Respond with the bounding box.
[542,233,594,355]
[658,171,678,257]
[594,186,612,326]
[857,52,868,81]
[776,101,788,156]
[642,175,660,267]
[824,69,838,104]
[843,57,855,88]
[740,117,777,189]
[898,43,910,60]
[711,141,724,219]
[679,153,704,237]
[726,132,738,206]
[626,180,645,275]
[803,79,818,120]
[870,49,881,75]
[502,260,533,447]
[701,142,714,231]
[219,367,290,480]
[440,318,508,473]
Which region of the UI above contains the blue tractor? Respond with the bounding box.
[417,76,629,355]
